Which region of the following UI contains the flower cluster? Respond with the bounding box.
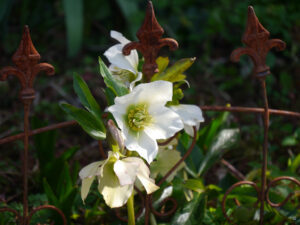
[80,151,158,207]
[62,31,204,208]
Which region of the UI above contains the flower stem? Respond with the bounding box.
[127,193,135,225]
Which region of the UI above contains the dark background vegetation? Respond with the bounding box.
[0,0,299,224]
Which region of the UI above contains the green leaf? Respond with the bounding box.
[60,187,78,220]
[60,146,79,161]
[63,0,83,57]
[151,148,183,182]
[156,56,169,74]
[197,111,229,150]
[171,192,204,225]
[73,73,102,117]
[32,118,56,168]
[198,129,239,176]
[57,162,73,198]
[104,87,116,106]
[115,0,140,35]
[0,0,13,23]
[233,206,256,223]
[60,103,106,140]
[282,136,298,146]
[290,154,300,173]
[43,178,59,206]
[98,57,129,96]
[184,179,205,193]
[72,161,80,184]
[151,57,195,82]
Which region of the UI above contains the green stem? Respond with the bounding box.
[127,193,135,225]
[150,213,157,225]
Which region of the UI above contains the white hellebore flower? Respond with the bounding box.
[108,81,184,163]
[79,151,159,208]
[104,30,142,90]
[169,104,204,136]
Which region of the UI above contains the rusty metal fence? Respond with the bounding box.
[0,1,299,225]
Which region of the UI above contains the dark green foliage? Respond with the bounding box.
[32,118,80,224]
[0,0,299,224]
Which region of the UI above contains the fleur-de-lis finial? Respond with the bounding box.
[231,6,286,78]
[0,25,55,101]
[122,1,178,81]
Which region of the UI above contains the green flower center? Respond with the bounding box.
[127,104,152,132]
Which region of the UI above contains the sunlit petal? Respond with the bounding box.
[79,161,104,179]
[114,159,139,186]
[81,177,95,202]
[133,80,173,106]
[98,160,133,208]
[145,106,183,140]
[170,104,204,136]
[104,30,139,74]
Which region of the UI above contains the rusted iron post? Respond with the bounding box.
[0,26,66,225]
[228,6,286,224]
[123,1,178,82]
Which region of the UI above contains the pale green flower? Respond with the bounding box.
[79,151,159,208]
[107,81,184,163]
[169,104,204,136]
[104,30,142,90]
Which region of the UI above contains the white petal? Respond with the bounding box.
[138,132,158,163]
[104,31,139,74]
[129,72,142,91]
[79,161,104,179]
[184,123,199,137]
[81,177,95,202]
[124,131,158,164]
[98,160,133,208]
[110,30,130,44]
[99,151,119,177]
[104,44,137,74]
[145,106,183,140]
[107,107,126,132]
[79,161,104,202]
[135,160,159,194]
[133,81,173,106]
[121,157,159,194]
[113,159,139,186]
[170,104,204,126]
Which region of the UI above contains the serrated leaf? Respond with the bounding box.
[73,73,102,117]
[151,58,195,82]
[60,103,106,140]
[98,57,129,96]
